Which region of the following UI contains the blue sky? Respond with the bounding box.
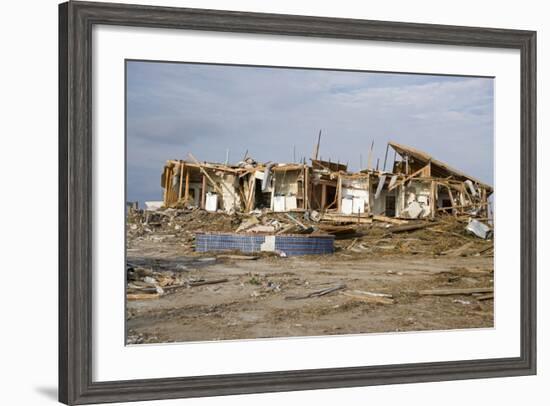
[126,61,494,206]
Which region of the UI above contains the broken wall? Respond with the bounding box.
[272,170,301,212]
[340,176,370,215]
[207,172,242,212]
[401,180,432,219]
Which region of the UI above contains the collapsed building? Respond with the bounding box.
[160,142,492,221]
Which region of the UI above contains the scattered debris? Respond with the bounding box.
[341,290,395,304]
[419,287,493,296]
[285,283,346,300]
[188,278,229,287]
[235,216,260,232]
[453,299,472,305]
[441,242,475,257]
[216,254,259,260]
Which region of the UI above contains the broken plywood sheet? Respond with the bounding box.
[341,197,353,215]
[285,196,298,210]
[205,193,218,212]
[466,218,493,239]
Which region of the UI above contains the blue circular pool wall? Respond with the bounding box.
[195,232,335,256]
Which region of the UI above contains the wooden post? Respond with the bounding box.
[336,176,342,213]
[446,185,457,216]
[312,130,321,160]
[178,162,184,201]
[383,143,389,171]
[366,173,370,216]
[481,188,487,217]
[430,180,436,219]
[164,166,173,206]
[321,184,327,210]
[246,175,255,212]
[162,167,169,205]
[367,139,374,169]
[270,178,276,211]
[304,166,309,210]
[184,167,190,202]
[201,175,206,209]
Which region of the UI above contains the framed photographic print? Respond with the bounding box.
[59,1,536,404]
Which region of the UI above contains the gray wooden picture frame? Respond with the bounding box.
[59,1,537,404]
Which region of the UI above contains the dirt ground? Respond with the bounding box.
[126,209,494,344]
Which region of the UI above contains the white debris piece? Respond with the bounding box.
[466,218,493,239]
[464,180,478,197]
[388,175,398,190]
[404,201,423,219]
[341,197,353,215]
[374,174,387,199]
[285,196,297,210]
[273,196,285,212]
[144,201,163,211]
[352,197,365,214]
[205,193,218,212]
[260,235,276,252]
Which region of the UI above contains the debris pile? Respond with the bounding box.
[127,205,493,258]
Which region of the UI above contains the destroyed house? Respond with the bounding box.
[160,142,492,220]
[378,142,493,219]
[161,158,310,213]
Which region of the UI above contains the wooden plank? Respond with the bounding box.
[321,213,372,224]
[419,287,493,296]
[373,215,408,225]
[127,293,160,301]
[341,291,394,305]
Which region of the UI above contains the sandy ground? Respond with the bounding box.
[126,238,493,344]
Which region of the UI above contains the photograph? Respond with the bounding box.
[125,60,495,344]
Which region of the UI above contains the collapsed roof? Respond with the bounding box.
[388,141,493,193]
